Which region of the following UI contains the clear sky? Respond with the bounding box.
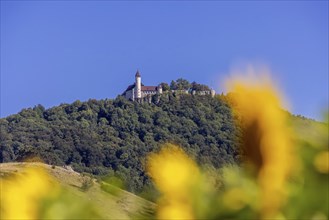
[1,1,328,120]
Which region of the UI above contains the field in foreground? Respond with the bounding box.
[0,162,156,219]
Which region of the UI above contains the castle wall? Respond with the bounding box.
[141,90,157,98]
[125,88,134,100]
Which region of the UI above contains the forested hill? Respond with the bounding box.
[0,93,240,192]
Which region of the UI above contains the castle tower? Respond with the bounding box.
[135,70,142,99]
[211,89,216,98]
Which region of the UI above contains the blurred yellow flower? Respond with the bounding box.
[226,74,293,219]
[147,144,200,198]
[147,144,199,219]
[314,151,329,174]
[0,167,60,219]
[157,200,195,219]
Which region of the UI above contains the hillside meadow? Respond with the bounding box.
[0,162,156,219]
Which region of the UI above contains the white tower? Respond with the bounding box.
[135,70,142,99]
[211,89,216,98]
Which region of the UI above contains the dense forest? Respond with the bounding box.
[0,81,240,193]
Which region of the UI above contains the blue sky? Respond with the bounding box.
[1,1,328,120]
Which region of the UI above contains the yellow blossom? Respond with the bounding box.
[147,144,199,198]
[147,144,199,219]
[0,167,60,219]
[226,74,293,218]
[157,200,195,219]
[314,151,329,174]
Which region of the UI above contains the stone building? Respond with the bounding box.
[122,70,216,102]
[122,70,162,102]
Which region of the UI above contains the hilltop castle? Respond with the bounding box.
[122,70,215,102]
[122,70,163,102]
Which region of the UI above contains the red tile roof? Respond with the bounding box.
[141,86,157,91]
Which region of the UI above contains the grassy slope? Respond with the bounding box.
[0,162,156,219]
[289,115,327,144]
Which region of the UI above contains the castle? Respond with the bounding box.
[122,70,215,102]
[122,70,163,102]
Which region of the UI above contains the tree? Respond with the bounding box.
[160,82,170,91]
[170,80,177,90]
[176,78,190,90]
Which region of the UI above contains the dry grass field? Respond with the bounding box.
[0,162,156,219]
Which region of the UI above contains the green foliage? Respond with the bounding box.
[191,81,211,91]
[168,78,209,92]
[160,82,170,91]
[176,78,191,90]
[170,80,177,90]
[0,94,239,193]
